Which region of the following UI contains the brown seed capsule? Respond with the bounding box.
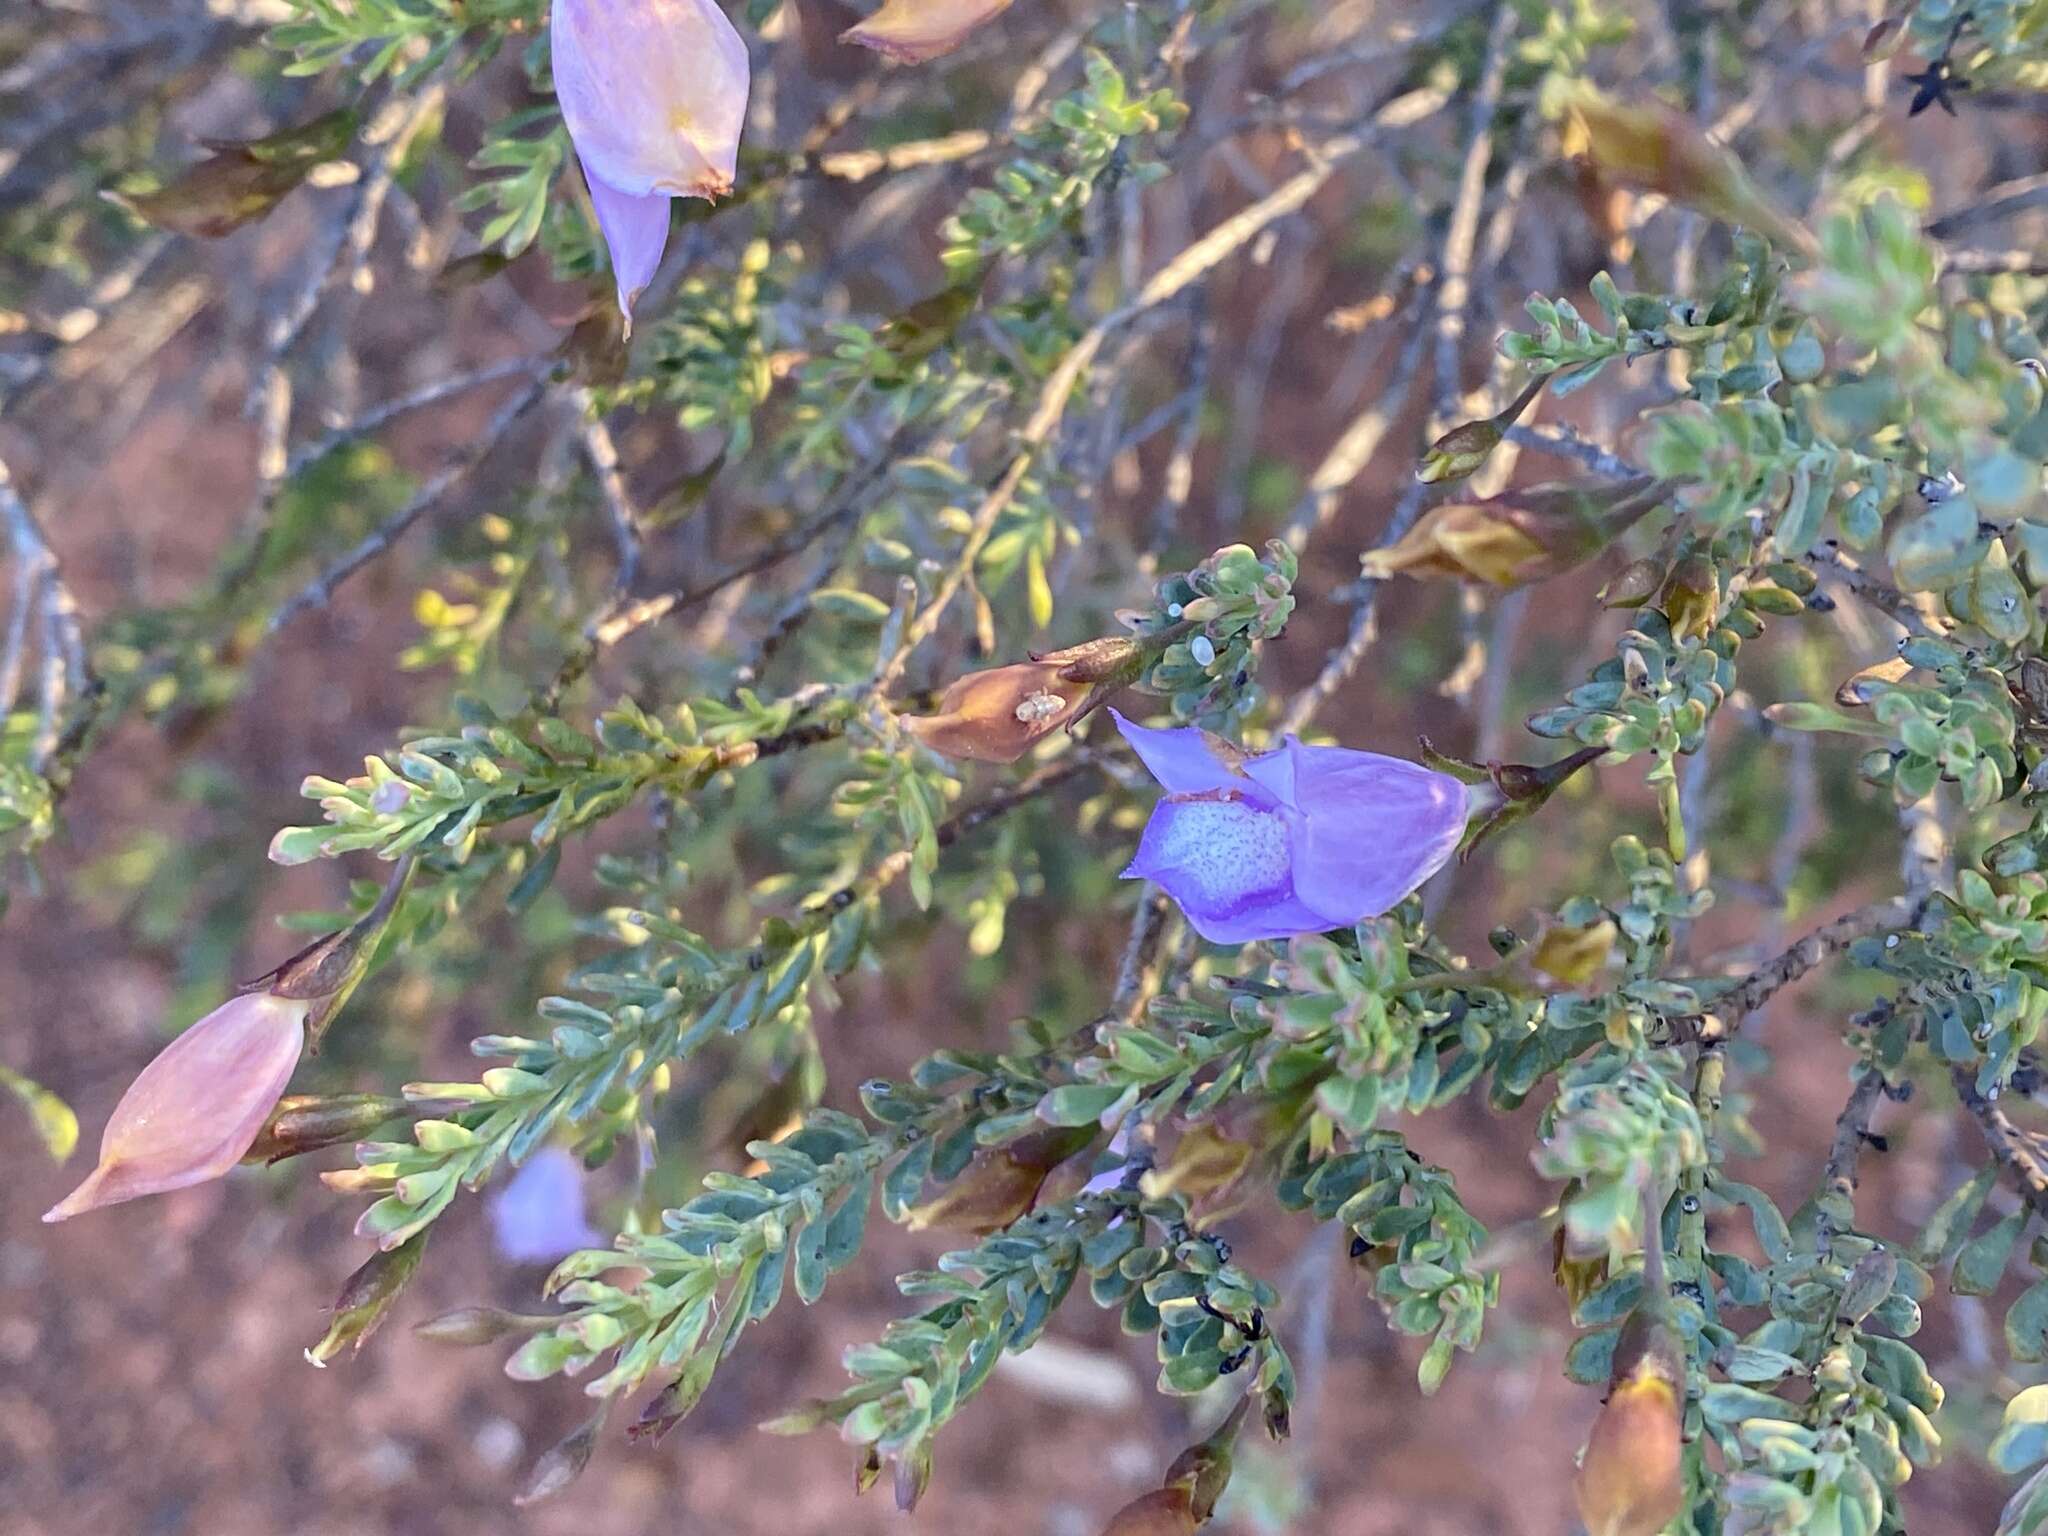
[904,1125,1097,1235]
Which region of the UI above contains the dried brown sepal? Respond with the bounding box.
[106,108,360,240]
[1598,556,1668,610]
[1364,477,1671,589]
[305,1230,427,1366]
[242,1092,408,1164]
[413,1306,556,1347]
[513,1405,608,1507]
[904,1124,1097,1234]
[1561,92,1818,262]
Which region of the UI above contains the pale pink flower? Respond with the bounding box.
[841,0,1014,63]
[550,0,752,322]
[43,992,308,1222]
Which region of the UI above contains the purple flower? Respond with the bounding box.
[1112,710,1469,945]
[489,1146,604,1264]
[550,0,752,324]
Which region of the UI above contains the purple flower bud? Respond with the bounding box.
[550,0,752,322]
[43,992,309,1222]
[1112,711,1467,945]
[488,1146,603,1264]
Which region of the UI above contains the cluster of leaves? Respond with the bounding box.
[25,0,2048,1531]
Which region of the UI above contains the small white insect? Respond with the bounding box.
[1013,690,1065,724]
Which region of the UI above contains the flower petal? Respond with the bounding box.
[1258,738,1468,923]
[1110,710,1241,796]
[581,163,671,322]
[551,0,751,199]
[44,992,308,1222]
[489,1146,604,1263]
[840,0,1014,63]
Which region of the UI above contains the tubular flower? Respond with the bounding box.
[1112,711,1468,945]
[841,0,1013,64]
[550,0,751,322]
[43,991,309,1222]
[488,1145,605,1263]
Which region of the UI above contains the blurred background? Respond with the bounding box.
[1,0,2040,1530]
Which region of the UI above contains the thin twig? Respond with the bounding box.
[1957,1070,2048,1224]
[267,376,549,635]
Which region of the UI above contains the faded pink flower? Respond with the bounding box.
[550,0,752,323]
[43,992,308,1222]
[841,0,1014,63]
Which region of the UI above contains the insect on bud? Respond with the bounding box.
[305,1231,427,1366]
[904,638,1141,763]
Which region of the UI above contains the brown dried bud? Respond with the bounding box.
[306,1231,427,1367]
[1561,92,1817,262]
[1598,557,1668,610]
[904,637,1141,763]
[1417,419,1504,486]
[1364,477,1671,589]
[413,1306,554,1347]
[854,1447,885,1496]
[242,1093,407,1165]
[514,1406,607,1507]
[904,1124,1096,1235]
[1659,553,1721,641]
[1530,918,1618,988]
[1553,1220,1609,1313]
[1096,1488,1200,1536]
[841,0,1014,63]
[105,108,359,239]
[1575,1312,1684,1536]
